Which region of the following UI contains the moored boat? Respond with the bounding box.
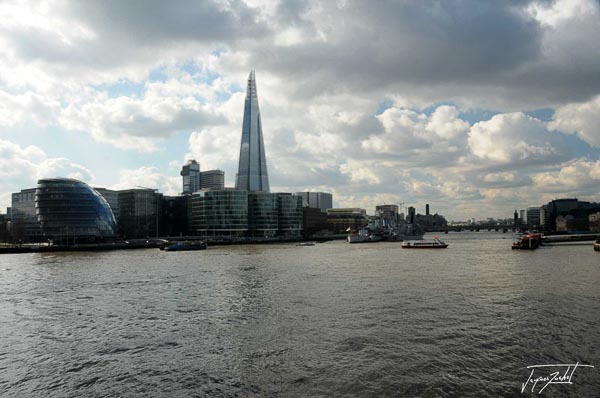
[164,241,207,251]
[401,237,448,249]
[511,233,542,250]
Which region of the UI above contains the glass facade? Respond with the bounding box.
[35,178,117,242]
[117,189,160,239]
[277,193,303,237]
[11,188,44,242]
[235,71,270,192]
[191,189,248,236]
[248,192,278,237]
[181,160,201,194]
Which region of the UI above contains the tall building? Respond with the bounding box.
[407,206,416,224]
[36,178,117,243]
[181,160,201,194]
[526,206,541,228]
[296,192,333,211]
[426,204,430,216]
[235,71,270,192]
[200,170,225,190]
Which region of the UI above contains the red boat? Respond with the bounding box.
[511,233,542,250]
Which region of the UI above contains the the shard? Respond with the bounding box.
[235,70,270,192]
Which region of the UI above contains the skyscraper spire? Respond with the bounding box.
[235,70,270,192]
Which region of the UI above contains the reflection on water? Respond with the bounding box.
[1,233,599,397]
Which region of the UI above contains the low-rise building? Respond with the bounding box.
[10,188,44,242]
[326,208,368,234]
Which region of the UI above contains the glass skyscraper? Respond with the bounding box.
[235,70,270,192]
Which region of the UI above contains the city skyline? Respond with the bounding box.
[0,1,600,220]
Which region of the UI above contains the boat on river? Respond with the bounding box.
[511,233,542,250]
[163,241,208,251]
[401,237,448,249]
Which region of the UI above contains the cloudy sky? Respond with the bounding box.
[1,0,599,220]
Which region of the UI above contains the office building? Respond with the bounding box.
[302,207,329,238]
[10,188,44,242]
[235,71,270,192]
[118,189,161,238]
[407,206,416,224]
[276,193,303,237]
[248,192,279,237]
[296,192,333,211]
[181,160,201,194]
[159,195,189,237]
[191,189,249,237]
[35,178,117,243]
[526,206,541,228]
[200,170,225,190]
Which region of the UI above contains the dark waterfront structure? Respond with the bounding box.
[326,208,368,234]
[0,214,9,242]
[544,198,599,232]
[159,195,189,237]
[35,178,116,243]
[276,193,303,237]
[10,188,44,242]
[235,71,270,192]
[118,189,161,239]
[248,192,279,237]
[302,207,329,238]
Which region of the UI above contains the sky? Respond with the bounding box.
[1,0,600,220]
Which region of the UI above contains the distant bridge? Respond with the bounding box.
[425,225,520,233]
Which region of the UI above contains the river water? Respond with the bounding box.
[0,232,599,397]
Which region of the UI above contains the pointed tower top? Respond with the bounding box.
[246,70,257,99]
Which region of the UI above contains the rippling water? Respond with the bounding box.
[1,232,599,397]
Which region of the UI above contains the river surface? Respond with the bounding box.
[0,232,599,397]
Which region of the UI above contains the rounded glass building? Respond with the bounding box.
[35,178,117,243]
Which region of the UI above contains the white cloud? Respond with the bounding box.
[0,138,93,210]
[468,113,568,164]
[550,95,600,147]
[111,166,179,196]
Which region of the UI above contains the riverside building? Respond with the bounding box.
[117,188,161,239]
[10,188,44,242]
[35,178,117,243]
